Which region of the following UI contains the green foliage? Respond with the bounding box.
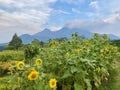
[6,33,118,90]
[24,44,39,63]
[35,33,117,90]
[0,62,11,76]
[111,39,120,52]
[0,76,13,90]
[8,33,23,50]
[31,39,40,45]
[111,39,120,47]
[0,50,24,62]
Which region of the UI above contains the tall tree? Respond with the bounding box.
[8,33,22,50]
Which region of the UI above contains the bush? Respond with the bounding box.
[0,50,24,62]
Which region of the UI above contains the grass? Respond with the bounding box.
[99,54,120,90]
[111,57,120,90]
[0,50,24,62]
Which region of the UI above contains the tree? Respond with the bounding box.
[31,39,45,47]
[31,39,40,45]
[8,33,23,50]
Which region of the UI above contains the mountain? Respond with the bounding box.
[0,43,8,51]
[108,34,119,40]
[20,27,94,44]
[0,43,8,46]
[20,26,119,44]
[20,34,35,44]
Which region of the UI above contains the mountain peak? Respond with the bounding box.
[43,28,51,32]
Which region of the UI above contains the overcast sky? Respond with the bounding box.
[0,0,120,43]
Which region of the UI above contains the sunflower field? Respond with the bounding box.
[0,33,118,90]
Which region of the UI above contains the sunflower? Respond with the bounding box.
[28,70,39,80]
[35,59,42,66]
[49,78,57,89]
[16,61,25,70]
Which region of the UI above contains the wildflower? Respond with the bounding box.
[28,70,39,80]
[49,78,57,89]
[65,52,70,57]
[36,59,42,66]
[16,61,25,70]
[96,67,101,73]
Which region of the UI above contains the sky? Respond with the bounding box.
[0,0,120,43]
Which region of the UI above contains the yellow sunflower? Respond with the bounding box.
[49,78,57,89]
[35,59,42,66]
[28,70,39,80]
[16,61,25,70]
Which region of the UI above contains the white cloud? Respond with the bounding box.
[58,10,71,14]
[0,0,57,34]
[60,0,84,4]
[104,11,120,24]
[50,26,62,31]
[0,0,57,43]
[72,8,81,14]
[65,13,120,37]
[89,1,99,10]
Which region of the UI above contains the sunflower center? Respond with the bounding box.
[19,64,24,68]
[37,61,41,64]
[31,73,36,78]
[51,81,55,85]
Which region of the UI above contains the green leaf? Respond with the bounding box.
[71,66,78,74]
[35,81,45,90]
[62,84,72,90]
[61,70,72,79]
[74,82,83,90]
[84,79,92,90]
[94,81,99,88]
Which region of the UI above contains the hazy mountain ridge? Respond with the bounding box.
[20,26,119,44]
[0,27,119,45]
